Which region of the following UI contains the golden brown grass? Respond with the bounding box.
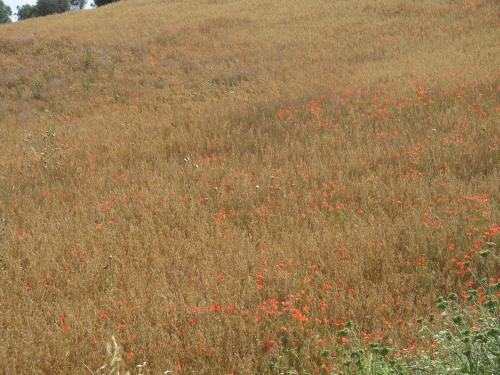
[0,0,498,373]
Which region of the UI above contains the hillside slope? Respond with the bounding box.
[0,0,498,373]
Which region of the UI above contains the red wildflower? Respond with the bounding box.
[416,258,426,266]
[323,283,333,290]
[126,352,135,363]
[209,305,224,313]
[257,274,264,289]
[264,339,274,352]
[292,308,309,322]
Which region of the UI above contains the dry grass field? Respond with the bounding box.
[0,0,499,373]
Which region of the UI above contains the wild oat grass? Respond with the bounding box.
[0,0,498,373]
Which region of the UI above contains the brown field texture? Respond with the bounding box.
[0,0,499,373]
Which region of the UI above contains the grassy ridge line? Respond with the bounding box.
[0,0,497,118]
